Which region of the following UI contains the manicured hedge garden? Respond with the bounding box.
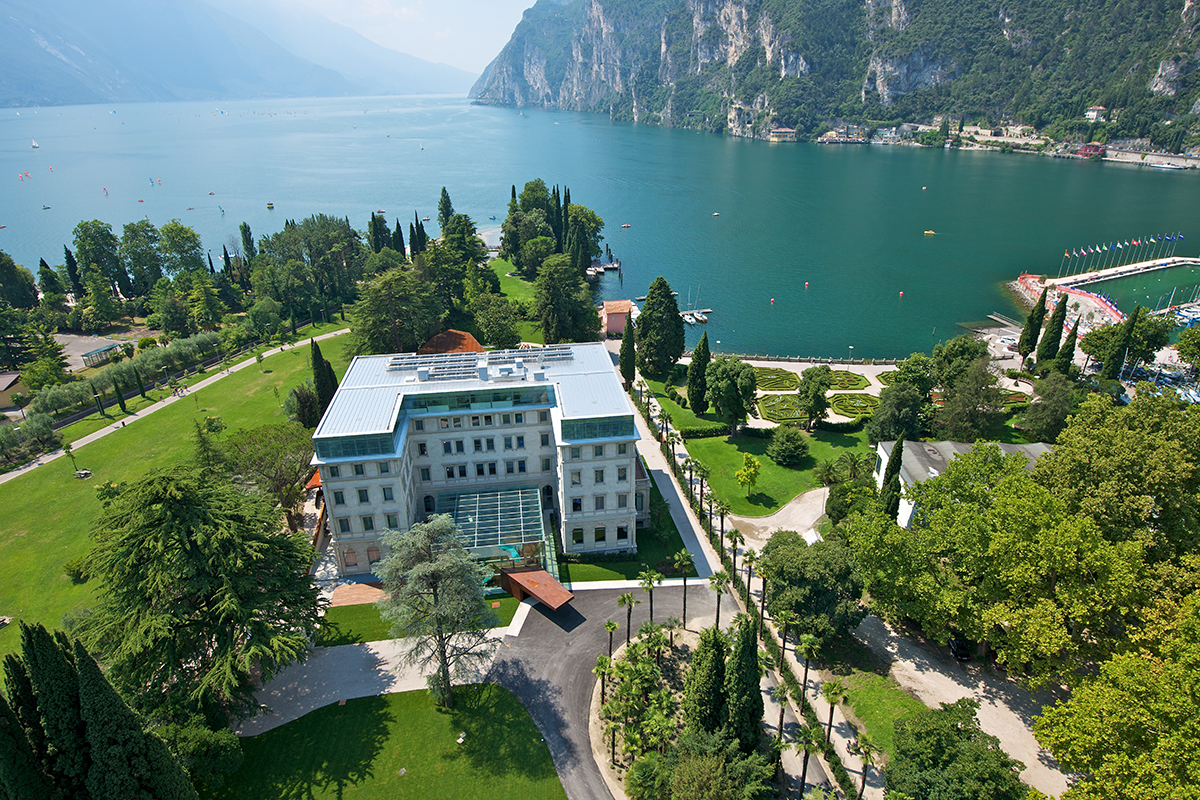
[829,370,870,391]
[828,393,879,417]
[753,367,799,391]
[757,393,805,424]
[876,370,897,386]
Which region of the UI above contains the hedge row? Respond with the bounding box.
[829,370,869,391]
[815,418,865,434]
[828,393,880,417]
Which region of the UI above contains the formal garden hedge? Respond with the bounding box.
[757,393,806,424]
[754,367,800,391]
[829,370,870,391]
[876,370,897,386]
[828,393,879,417]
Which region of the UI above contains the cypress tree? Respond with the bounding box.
[312,340,334,415]
[239,222,256,261]
[0,692,51,800]
[1053,318,1080,375]
[207,252,215,275]
[1101,306,1140,380]
[111,377,127,414]
[2,655,48,774]
[392,220,406,259]
[37,259,66,297]
[418,221,428,251]
[132,366,147,399]
[75,641,199,800]
[63,246,83,300]
[683,627,727,734]
[323,357,340,408]
[437,187,454,229]
[880,436,904,520]
[550,185,562,250]
[687,332,711,413]
[511,184,517,205]
[22,623,88,797]
[636,277,686,376]
[724,618,764,752]
[368,214,386,254]
[1017,288,1047,362]
[409,223,419,255]
[619,323,636,386]
[1036,294,1068,363]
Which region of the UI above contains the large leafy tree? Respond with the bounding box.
[935,358,1004,442]
[73,220,133,298]
[763,531,865,646]
[796,364,832,430]
[347,266,444,356]
[221,422,316,532]
[1021,371,1076,443]
[1082,309,1171,374]
[158,219,206,277]
[440,214,488,268]
[887,699,1027,800]
[865,382,923,444]
[80,467,323,720]
[375,515,497,708]
[1176,326,1200,372]
[0,251,38,310]
[931,334,989,391]
[472,293,522,349]
[533,254,599,344]
[704,356,757,429]
[119,219,165,297]
[636,276,685,376]
[686,332,711,413]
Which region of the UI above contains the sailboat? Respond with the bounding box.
[31,139,38,149]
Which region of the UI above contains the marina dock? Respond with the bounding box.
[1046,256,1200,288]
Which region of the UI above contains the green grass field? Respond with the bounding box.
[825,638,926,757]
[203,685,566,800]
[643,368,727,431]
[685,429,871,516]
[0,334,353,660]
[491,258,536,304]
[317,595,522,647]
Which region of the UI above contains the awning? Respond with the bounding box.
[502,569,574,611]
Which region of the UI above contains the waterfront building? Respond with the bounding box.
[600,300,634,336]
[312,343,648,582]
[769,127,797,142]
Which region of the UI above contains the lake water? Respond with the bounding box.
[3,95,1199,358]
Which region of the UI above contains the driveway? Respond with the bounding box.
[729,486,828,541]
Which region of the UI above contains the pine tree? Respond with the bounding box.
[1017,288,1047,362]
[683,626,727,734]
[619,322,636,386]
[438,187,454,229]
[239,222,257,261]
[725,618,764,752]
[22,623,88,797]
[1037,294,1069,363]
[1101,306,1140,380]
[312,340,336,415]
[636,277,686,376]
[222,245,233,274]
[687,332,711,413]
[1053,318,1080,375]
[37,259,66,298]
[0,692,51,800]
[75,640,199,800]
[2,655,48,775]
[392,220,406,259]
[63,246,83,300]
[368,214,388,254]
[880,436,904,521]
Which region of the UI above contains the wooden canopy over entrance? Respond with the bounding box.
[500,569,574,611]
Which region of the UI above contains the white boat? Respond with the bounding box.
[31,138,38,149]
[694,312,708,323]
[1150,162,1184,170]
[682,313,697,324]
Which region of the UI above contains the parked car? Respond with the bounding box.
[949,638,972,662]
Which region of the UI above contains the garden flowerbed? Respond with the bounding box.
[757,393,805,424]
[754,367,800,391]
[828,393,879,417]
[830,370,870,391]
[876,371,897,386]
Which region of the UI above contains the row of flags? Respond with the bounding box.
[1063,233,1184,259]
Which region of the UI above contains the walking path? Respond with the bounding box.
[0,328,351,487]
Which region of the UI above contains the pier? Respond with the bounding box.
[1047,256,1200,288]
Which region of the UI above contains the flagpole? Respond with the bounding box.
[1104,244,1115,270]
[1058,252,1068,278]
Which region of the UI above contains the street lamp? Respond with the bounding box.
[848,345,854,362]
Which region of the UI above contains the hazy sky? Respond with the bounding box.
[285,0,535,74]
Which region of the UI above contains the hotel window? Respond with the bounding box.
[594,495,605,511]
[357,489,369,503]
[504,436,513,450]
[572,497,583,512]
[453,417,462,428]
[474,463,484,477]
[471,416,481,427]
[502,413,511,424]
[572,528,584,545]
[618,494,628,508]
[361,516,375,532]
[487,438,496,451]
[516,436,525,449]
[542,457,552,472]
[618,467,628,482]
[328,465,341,478]
[617,526,629,541]
[424,495,435,512]
[570,447,581,460]
[515,413,524,424]
[635,493,644,511]
[595,469,605,483]
[446,467,456,479]
[414,419,424,432]
[539,411,549,423]
[618,443,627,455]
[457,465,467,478]
[518,460,526,473]
[367,545,382,564]
[337,518,351,534]
[484,414,494,425]
[420,467,431,481]
[455,440,465,454]
[353,464,365,476]
[440,418,450,430]
[385,513,399,528]
[594,445,604,457]
[343,547,357,566]
[333,491,345,506]
[474,439,483,452]
[382,487,394,502]
[571,471,582,486]
[541,433,550,447]
[594,527,606,542]
[488,462,498,475]
[418,442,428,456]
[506,461,515,474]
[378,462,390,475]
[443,441,453,455]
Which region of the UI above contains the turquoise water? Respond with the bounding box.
[3,95,1199,357]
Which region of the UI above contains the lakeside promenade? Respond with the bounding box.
[1046,255,1200,288]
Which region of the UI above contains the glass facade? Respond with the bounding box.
[314,435,392,460]
[560,415,636,441]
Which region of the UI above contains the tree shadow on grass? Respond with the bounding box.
[485,658,574,775]
[440,683,561,784]
[224,695,395,800]
[746,491,779,510]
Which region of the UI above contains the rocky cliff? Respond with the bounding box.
[472,0,1198,141]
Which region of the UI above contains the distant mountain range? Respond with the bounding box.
[472,0,1200,143]
[0,0,477,108]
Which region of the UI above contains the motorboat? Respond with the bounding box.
[682,313,697,324]
[621,223,630,228]
[924,230,936,235]
[694,312,708,323]
[266,202,274,209]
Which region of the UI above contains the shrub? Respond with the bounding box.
[138,336,158,352]
[766,425,809,466]
[678,423,730,439]
[830,370,869,390]
[816,418,865,433]
[753,367,799,391]
[63,555,90,583]
[828,393,880,417]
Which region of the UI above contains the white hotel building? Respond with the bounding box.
[311,342,648,582]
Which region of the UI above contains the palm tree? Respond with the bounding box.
[757,562,771,632]
[657,409,671,439]
[797,633,820,698]
[672,548,693,627]
[605,619,619,657]
[664,431,681,462]
[617,592,640,645]
[709,570,729,630]
[638,568,664,622]
[681,456,697,497]
[776,609,797,656]
[850,731,880,799]
[838,451,871,482]
[821,678,849,743]
[813,457,842,486]
[664,616,681,648]
[743,548,757,605]
[727,529,744,578]
[695,463,711,510]
[594,654,611,703]
[795,722,826,794]
[712,498,730,551]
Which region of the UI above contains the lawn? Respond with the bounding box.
[203,685,566,800]
[491,257,536,304]
[824,638,926,757]
[317,595,522,647]
[643,367,727,431]
[559,472,698,583]
[686,429,871,516]
[0,333,353,660]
